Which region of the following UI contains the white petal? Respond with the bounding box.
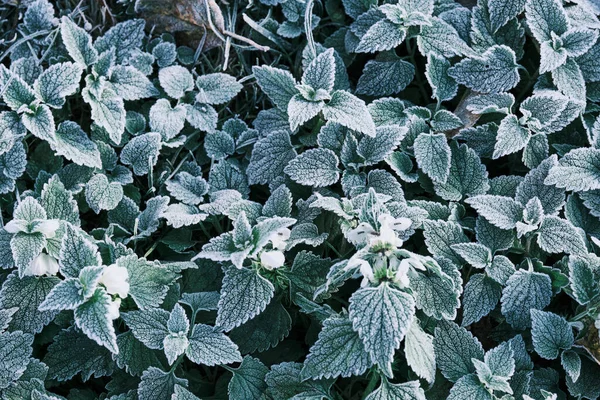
[3,220,25,234]
[100,265,130,298]
[260,250,286,270]
[35,219,60,238]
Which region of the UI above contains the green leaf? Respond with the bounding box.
[82,88,125,144]
[60,16,98,67]
[0,331,33,389]
[117,254,177,310]
[138,367,187,400]
[434,321,484,382]
[0,272,59,333]
[448,45,519,94]
[302,48,336,93]
[349,283,415,377]
[356,58,415,96]
[40,175,79,225]
[516,155,565,215]
[22,104,55,142]
[365,379,426,400]
[109,65,158,101]
[85,174,123,213]
[525,0,568,43]
[166,172,208,206]
[355,19,407,53]
[184,103,217,133]
[561,350,581,382]
[425,53,458,102]
[216,266,274,331]
[488,0,526,33]
[302,315,372,379]
[158,65,194,99]
[422,220,468,264]
[121,309,169,349]
[493,115,530,159]
[417,17,473,58]
[545,148,600,192]
[414,133,451,184]
[434,142,489,201]
[462,274,502,326]
[173,385,200,400]
[115,331,162,376]
[34,62,82,109]
[247,131,297,185]
[568,256,599,305]
[120,132,162,176]
[94,19,145,63]
[149,99,186,141]
[322,90,376,137]
[284,148,340,187]
[10,232,45,277]
[74,288,118,353]
[404,321,436,384]
[530,309,573,359]
[185,324,242,366]
[227,356,268,400]
[448,374,492,400]
[552,58,586,101]
[409,266,460,320]
[466,195,524,230]
[451,243,492,269]
[195,73,242,105]
[59,224,101,278]
[501,269,553,330]
[51,121,102,169]
[43,327,114,381]
[487,255,515,285]
[537,216,586,255]
[252,66,298,111]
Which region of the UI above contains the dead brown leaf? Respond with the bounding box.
[135,0,225,51]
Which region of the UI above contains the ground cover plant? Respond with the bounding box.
[1,0,600,398]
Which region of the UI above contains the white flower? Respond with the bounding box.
[347,257,376,287]
[378,214,412,233]
[32,219,61,238]
[394,258,410,288]
[399,255,429,272]
[346,222,376,245]
[107,298,121,320]
[4,218,60,238]
[260,250,286,270]
[99,265,130,298]
[3,220,27,233]
[28,253,59,276]
[269,227,291,250]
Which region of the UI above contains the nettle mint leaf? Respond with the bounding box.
[462,274,502,326]
[425,53,458,102]
[184,103,218,133]
[434,142,489,201]
[356,58,415,96]
[365,379,426,400]
[302,48,336,93]
[138,367,187,400]
[173,385,200,400]
[185,324,242,366]
[93,19,145,63]
[349,283,415,377]
[448,45,519,93]
[247,130,297,185]
[414,133,451,184]
[434,320,484,382]
[85,174,123,213]
[488,0,526,33]
[568,257,599,305]
[536,216,586,255]
[22,104,55,142]
[302,315,372,379]
[166,172,208,206]
[52,121,102,169]
[227,356,268,399]
[158,65,194,99]
[355,19,407,54]
[451,243,492,269]
[33,62,82,108]
[422,220,468,264]
[501,269,552,330]
[120,132,162,176]
[115,331,162,377]
[493,115,530,159]
[0,330,33,389]
[149,99,186,141]
[466,195,524,230]
[530,309,573,360]
[252,66,298,111]
[122,309,169,350]
[287,94,324,131]
[552,58,586,101]
[545,147,600,192]
[216,266,274,332]
[117,254,177,310]
[417,17,473,58]
[448,374,491,400]
[41,175,80,225]
[82,88,125,144]
[409,263,461,320]
[74,288,118,354]
[525,0,569,43]
[404,320,436,384]
[60,16,98,67]
[323,90,376,137]
[109,65,158,101]
[1,65,36,111]
[284,148,340,187]
[195,73,243,105]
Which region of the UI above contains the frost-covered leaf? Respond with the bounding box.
[216,266,274,331]
[355,19,407,53]
[110,66,158,101]
[120,132,161,176]
[158,66,193,99]
[252,66,298,111]
[322,90,376,137]
[501,269,552,330]
[83,88,125,144]
[121,309,169,349]
[545,148,600,192]
[138,367,187,400]
[85,174,123,213]
[52,121,102,169]
[34,62,82,108]
[185,324,242,366]
[417,17,473,58]
[462,274,501,326]
[0,330,33,389]
[414,133,451,184]
[537,216,586,255]
[452,243,492,268]
[493,115,530,159]
[195,73,242,105]
[448,374,491,400]
[448,45,519,93]
[94,19,145,62]
[488,0,526,33]
[247,130,296,185]
[227,356,268,399]
[422,220,468,264]
[302,315,372,379]
[530,310,573,359]
[349,283,415,377]
[568,257,599,305]
[284,148,340,187]
[74,288,118,353]
[434,321,484,382]
[356,58,415,96]
[22,104,55,142]
[404,321,436,384]
[434,142,489,201]
[60,16,98,67]
[365,379,426,400]
[425,54,458,102]
[525,0,569,43]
